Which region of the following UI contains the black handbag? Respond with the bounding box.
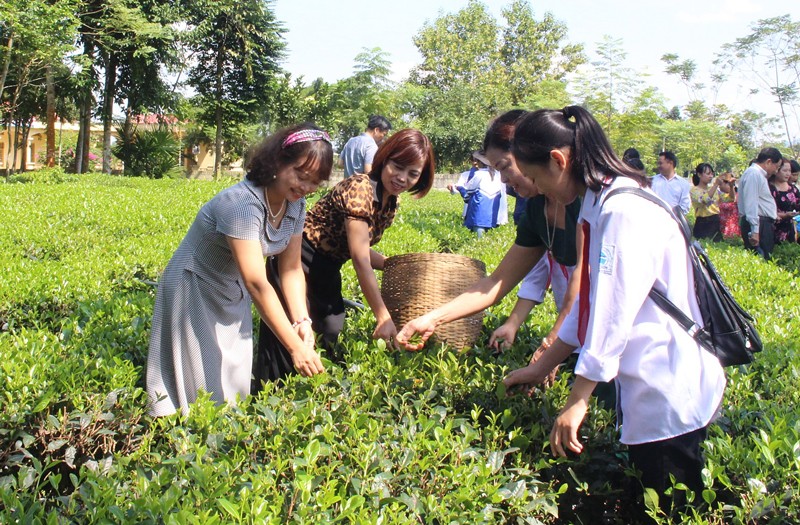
[604,187,762,367]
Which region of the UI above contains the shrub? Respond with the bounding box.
[4,167,77,184]
[1,178,799,523]
[112,126,181,179]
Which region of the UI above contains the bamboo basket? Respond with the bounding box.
[381,252,487,349]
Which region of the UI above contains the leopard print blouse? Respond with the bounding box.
[303,174,398,263]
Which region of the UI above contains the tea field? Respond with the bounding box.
[1,172,799,523]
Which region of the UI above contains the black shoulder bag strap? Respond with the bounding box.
[603,187,711,344]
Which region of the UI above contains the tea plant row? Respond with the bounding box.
[1,173,799,523]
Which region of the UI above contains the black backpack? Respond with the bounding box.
[604,187,762,367]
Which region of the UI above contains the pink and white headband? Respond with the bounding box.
[281,129,332,149]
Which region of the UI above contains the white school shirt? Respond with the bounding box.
[558,176,726,445]
[517,254,574,312]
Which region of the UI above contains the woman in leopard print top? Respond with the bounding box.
[254,129,435,385]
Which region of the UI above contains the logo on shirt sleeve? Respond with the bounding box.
[599,244,615,275]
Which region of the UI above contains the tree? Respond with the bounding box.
[718,14,800,155]
[499,0,584,105]
[661,53,702,101]
[410,0,500,91]
[408,0,583,168]
[0,0,77,173]
[333,47,396,144]
[573,36,640,137]
[660,118,736,174]
[406,80,505,172]
[615,87,666,170]
[94,0,179,173]
[186,0,285,178]
[727,109,780,155]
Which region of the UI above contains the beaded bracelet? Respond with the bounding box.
[291,317,312,329]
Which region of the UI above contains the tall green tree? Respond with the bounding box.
[0,0,77,173]
[499,0,584,105]
[573,36,640,138]
[410,0,500,91]
[409,0,583,168]
[186,0,285,178]
[334,47,395,144]
[718,14,800,155]
[615,87,666,169]
[95,0,179,173]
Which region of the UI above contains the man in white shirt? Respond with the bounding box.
[651,151,691,214]
[338,115,392,177]
[737,147,782,260]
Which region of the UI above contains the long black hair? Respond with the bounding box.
[693,162,714,186]
[483,109,528,153]
[511,106,649,192]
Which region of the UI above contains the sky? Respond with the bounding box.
[272,0,799,138]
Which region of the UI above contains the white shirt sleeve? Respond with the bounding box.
[679,180,691,215]
[574,202,663,383]
[738,171,760,231]
[557,296,580,347]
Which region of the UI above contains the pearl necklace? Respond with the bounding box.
[265,187,286,224]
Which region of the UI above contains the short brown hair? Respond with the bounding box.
[369,129,435,198]
[247,123,333,187]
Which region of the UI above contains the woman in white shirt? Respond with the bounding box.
[504,106,726,515]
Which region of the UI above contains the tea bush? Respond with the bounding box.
[1,174,799,523]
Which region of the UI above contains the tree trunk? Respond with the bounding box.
[121,106,133,175]
[75,100,85,174]
[771,52,796,156]
[3,126,11,176]
[11,118,20,174]
[19,119,31,173]
[214,46,225,179]
[0,34,12,115]
[58,118,64,168]
[7,79,22,174]
[81,92,92,173]
[76,38,95,174]
[45,64,56,167]
[101,53,117,174]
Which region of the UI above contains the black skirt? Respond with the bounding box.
[252,239,345,391]
[693,214,721,241]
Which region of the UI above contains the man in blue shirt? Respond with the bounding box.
[651,151,691,214]
[338,115,392,177]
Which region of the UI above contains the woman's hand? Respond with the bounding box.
[489,298,537,353]
[503,362,547,394]
[489,322,518,352]
[395,314,437,351]
[550,400,588,457]
[290,345,324,377]
[502,345,559,395]
[528,341,559,387]
[373,316,398,349]
[296,321,315,350]
[549,376,596,457]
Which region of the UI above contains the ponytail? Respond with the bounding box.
[512,106,649,192]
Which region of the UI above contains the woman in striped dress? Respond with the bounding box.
[146,124,332,416]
